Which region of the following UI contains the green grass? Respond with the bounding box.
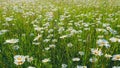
[0,0,120,68]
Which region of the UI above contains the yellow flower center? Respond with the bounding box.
[101,42,105,45]
[94,51,99,55]
[17,57,22,60]
[18,61,23,65]
[116,56,120,59]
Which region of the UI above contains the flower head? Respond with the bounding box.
[91,48,103,56]
[5,39,19,44]
[42,58,51,63]
[14,55,25,65]
[109,37,120,42]
[97,39,110,48]
[112,66,120,68]
[76,65,87,68]
[112,54,120,61]
[62,64,67,68]
[27,66,36,68]
[105,54,112,58]
[72,57,80,61]
[89,57,97,62]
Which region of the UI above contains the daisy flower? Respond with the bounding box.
[14,55,25,65]
[91,48,103,56]
[5,39,19,44]
[97,39,110,48]
[72,57,80,61]
[112,54,120,61]
[42,58,51,63]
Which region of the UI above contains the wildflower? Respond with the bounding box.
[76,65,87,68]
[106,26,112,30]
[27,66,36,68]
[33,34,42,41]
[74,22,80,27]
[118,40,120,42]
[34,26,44,31]
[0,30,8,33]
[67,43,73,47]
[91,48,103,56]
[78,51,85,56]
[13,45,19,50]
[32,42,40,45]
[14,55,25,65]
[109,37,120,42]
[96,28,105,32]
[48,29,54,33]
[49,44,56,48]
[0,30,8,35]
[109,30,117,35]
[47,34,53,38]
[30,33,34,36]
[82,23,89,27]
[46,12,54,18]
[103,23,110,27]
[58,27,65,34]
[45,47,50,51]
[105,54,112,58]
[62,64,67,68]
[43,22,50,27]
[112,66,120,68]
[72,57,80,61]
[112,54,120,61]
[42,58,50,63]
[43,39,50,42]
[106,27,117,34]
[26,56,33,62]
[60,35,68,39]
[52,39,57,42]
[70,29,78,35]
[2,22,9,26]
[5,17,13,21]
[97,39,110,48]
[5,39,19,44]
[109,37,118,42]
[89,57,97,62]
[24,11,35,17]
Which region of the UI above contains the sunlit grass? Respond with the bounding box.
[0,0,120,68]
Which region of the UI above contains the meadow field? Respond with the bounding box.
[0,0,120,68]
